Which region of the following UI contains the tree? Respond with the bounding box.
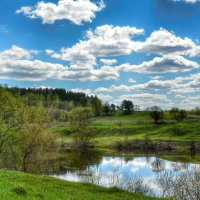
[68,107,94,146]
[121,100,134,114]
[90,95,103,116]
[178,109,188,122]
[194,107,200,116]
[0,88,22,154]
[0,87,57,172]
[18,102,56,172]
[170,107,188,122]
[102,103,111,116]
[149,106,164,124]
[110,104,116,115]
[169,107,180,122]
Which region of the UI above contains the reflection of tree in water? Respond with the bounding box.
[0,149,61,174]
[0,149,103,175]
[64,149,103,171]
[151,157,166,172]
[170,162,189,172]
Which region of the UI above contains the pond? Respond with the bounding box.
[1,149,200,199]
[50,150,200,198]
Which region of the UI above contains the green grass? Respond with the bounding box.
[0,170,165,200]
[52,111,200,148]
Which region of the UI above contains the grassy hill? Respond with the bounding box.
[52,111,200,150]
[0,170,166,200]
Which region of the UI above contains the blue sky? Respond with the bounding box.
[0,0,200,109]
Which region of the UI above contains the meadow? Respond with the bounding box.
[53,111,200,151]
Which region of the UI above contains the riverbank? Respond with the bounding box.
[0,170,166,200]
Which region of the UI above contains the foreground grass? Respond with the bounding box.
[0,170,165,200]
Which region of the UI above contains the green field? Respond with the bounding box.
[52,111,200,149]
[0,170,166,200]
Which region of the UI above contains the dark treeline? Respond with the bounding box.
[2,86,91,106]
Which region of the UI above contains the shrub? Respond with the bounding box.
[12,186,27,196]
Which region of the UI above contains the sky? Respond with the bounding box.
[0,0,200,109]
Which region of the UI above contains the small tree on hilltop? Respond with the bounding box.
[110,104,116,115]
[170,107,188,122]
[121,100,134,115]
[68,107,94,147]
[149,106,164,124]
[178,109,188,122]
[102,102,111,116]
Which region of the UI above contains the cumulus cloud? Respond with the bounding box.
[71,88,113,102]
[117,55,199,74]
[16,0,105,25]
[100,58,118,65]
[47,27,200,75]
[135,28,200,57]
[0,46,119,81]
[172,0,200,3]
[95,73,200,93]
[47,25,144,69]
[71,88,93,95]
[119,93,166,100]
[128,78,137,83]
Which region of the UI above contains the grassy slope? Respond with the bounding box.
[0,170,165,200]
[52,111,200,148]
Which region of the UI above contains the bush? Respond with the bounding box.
[12,186,27,196]
[68,107,94,146]
[149,106,164,124]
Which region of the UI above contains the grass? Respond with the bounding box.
[52,111,200,149]
[0,170,166,200]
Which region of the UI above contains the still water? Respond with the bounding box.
[51,151,200,197]
[1,150,199,198]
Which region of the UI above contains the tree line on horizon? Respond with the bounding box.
[1,85,200,118]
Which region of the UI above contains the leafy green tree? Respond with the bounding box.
[0,88,22,154]
[110,104,116,115]
[68,107,94,146]
[0,87,58,172]
[170,107,188,122]
[90,95,103,116]
[17,102,56,172]
[121,100,134,114]
[102,103,111,116]
[149,106,164,124]
[178,109,188,122]
[194,107,200,116]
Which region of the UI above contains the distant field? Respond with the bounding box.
[52,111,200,148]
[0,170,165,200]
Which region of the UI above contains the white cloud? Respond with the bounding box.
[128,78,137,83]
[0,45,33,60]
[47,27,199,75]
[0,46,119,81]
[47,25,144,69]
[135,28,200,57]
[71,88,113,102]
[117,55,199,74]
[16,0,105,25]
[97,93,113,102]
[149,76,163,80]
[117,93,172,109]
[100,58,117,65]
[95,74,200,93]
[71,88,93,95]
[172,0,200,3]
[119,93,167,100]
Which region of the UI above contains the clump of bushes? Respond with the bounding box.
[12,186,27,196]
